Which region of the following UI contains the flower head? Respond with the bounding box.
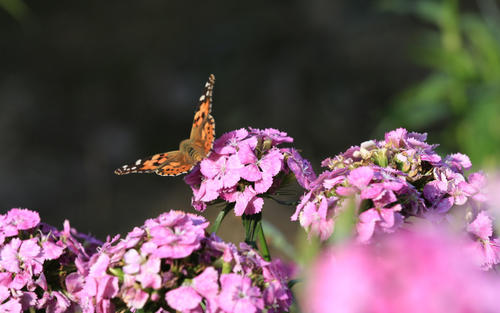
[0,208,100,313]
[185,127,298,217]
[294,128,488,242]
[75,210,292,313]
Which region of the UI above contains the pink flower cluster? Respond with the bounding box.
[185,128,294,215]
[305,228,500,313]
[0,208,100,313]
[290,128,490,243]
[72,210,293,313]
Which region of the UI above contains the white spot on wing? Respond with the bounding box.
[135,159,142,165]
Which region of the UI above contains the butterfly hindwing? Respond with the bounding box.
[115,151,179,175]
[155,156,194,176]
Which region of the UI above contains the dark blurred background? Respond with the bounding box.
[1,0,499,247]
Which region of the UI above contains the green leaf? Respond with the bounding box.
[210,203,234,234]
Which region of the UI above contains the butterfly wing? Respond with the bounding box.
[114,151,190,176]
[198,114,215,156]
[190,74,215,142]
[155,153,194,176]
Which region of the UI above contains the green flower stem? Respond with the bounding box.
[256,220,271,261]
[210,203,234,234]
[242,213,261,249]
[242,213,271,261]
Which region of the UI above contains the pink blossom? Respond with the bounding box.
[231,185,264,216]
[201,154,243,190]
[299,196,335,241]
[148,211,208,259]
[213,128,251,155]
[83,254,120,310]
[248,128,293,145]
[218,273,264,313]
[166,286,202,312]
[286,148,317,189]
[445,153,472,172]
[165,267,219,313]
[4,208,40,234]
[0,298,22,313]
[0,238,42,274]
[466,211,500,270]
[121,286,149,309]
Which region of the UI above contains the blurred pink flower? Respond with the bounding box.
[306,229,500,313]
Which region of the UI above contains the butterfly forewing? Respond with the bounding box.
[190,74,215,141]
[200,115,215,156]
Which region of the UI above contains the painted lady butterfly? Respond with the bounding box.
[114,74,216,176]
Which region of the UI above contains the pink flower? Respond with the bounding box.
[286,148,317,189]
[445,153,472,172]
[83,254,119,310]
[5,208,40,231]
[147,211,209,259]
[41,291,71,313]
[356,205,403,243]
[1,209,40,237]
[0,298,22,313]
[299,196,335,241]
[239,145,283,193]
[466,211,500,270]
[166,286,202,312]
[218,273,263,313]
[0,238,42,274]
[227,185,264,216]
[201,154,243,190]
[213,128,250,155]
[248,128,293,145]
[165,267,220,313]
[121,286,149,309]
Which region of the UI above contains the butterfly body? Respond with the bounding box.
[115,74,216,177]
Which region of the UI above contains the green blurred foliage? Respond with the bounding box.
[377,0,500,168]
[0,0,30,22]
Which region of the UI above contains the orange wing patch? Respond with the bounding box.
[201,115,215,156]
[156,163,194,176]
[140,153,170,171]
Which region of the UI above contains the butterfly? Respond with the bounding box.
[114,74,216,176]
